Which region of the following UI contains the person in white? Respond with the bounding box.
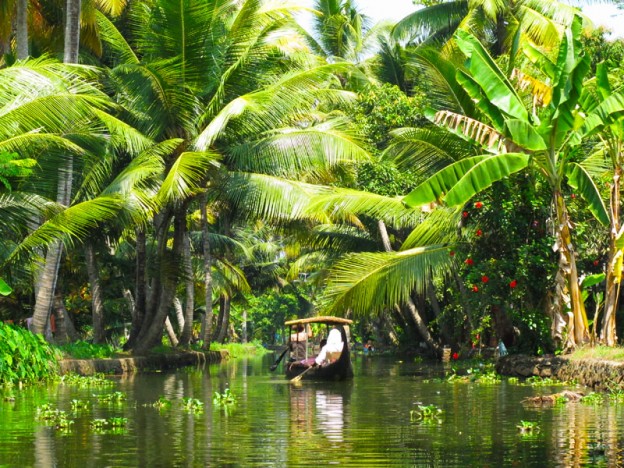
[315,328,344,366]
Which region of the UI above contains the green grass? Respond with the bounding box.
[568,345,624,362]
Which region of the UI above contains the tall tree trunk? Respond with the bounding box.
[200,195,214,350]
[63,0,81,64]
[85,242,105,344]
[54,294,77,343]
[31,0,81,337]
[125,227,147,349]
[601,166,622,346]
[179,231,194,346]
[164,316,179,347]
[378,220,439,354]
[16,0,28,59]
[553,192,589,348]
[173,297,185,333]
[215,295,230,343]
[133,207,186,354]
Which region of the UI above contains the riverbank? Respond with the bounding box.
[496,353,624,391]
[59,349,228,376]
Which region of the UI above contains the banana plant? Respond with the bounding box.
[402,16,624,348]
[570,62,624,346]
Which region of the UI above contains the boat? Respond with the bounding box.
[284,316,354,381]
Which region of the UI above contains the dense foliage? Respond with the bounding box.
[0,323,58,385]
[2,0,624,359]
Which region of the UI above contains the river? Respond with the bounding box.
[0,354,622,467]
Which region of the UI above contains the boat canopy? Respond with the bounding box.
[285,316,353,326]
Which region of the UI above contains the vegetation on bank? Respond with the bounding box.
[4,1,624,359]
[0,323,58,386]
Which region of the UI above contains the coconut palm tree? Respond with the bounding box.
[98,0,370,353]
[393,0,588,59]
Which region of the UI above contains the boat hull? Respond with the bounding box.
[285,326,353,381]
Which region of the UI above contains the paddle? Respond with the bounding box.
[290,364,315,383]
[269,346,289,372]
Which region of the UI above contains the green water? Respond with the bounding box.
[0,355,622,467]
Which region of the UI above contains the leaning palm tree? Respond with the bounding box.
[99,0,371,353]
[0,57,148,336]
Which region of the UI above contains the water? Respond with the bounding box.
[1,355,623,467]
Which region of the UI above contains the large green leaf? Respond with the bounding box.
[454,29,528,121]
[0,278,11,296]
[443,153,530,206]
[565,162,609,226]
[506,119,547,151]
[403,155,490,207]
[572,93,624,144]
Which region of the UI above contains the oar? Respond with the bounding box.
[290,364,315,383]
[269,346,290,372]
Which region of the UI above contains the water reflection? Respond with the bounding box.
[8,357,624,466]
[289,382,352,450]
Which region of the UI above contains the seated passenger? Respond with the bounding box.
[314,328,344,367]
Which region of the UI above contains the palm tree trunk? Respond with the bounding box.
[32,0,81,337]
[133,207,186,354]
[178,231,194,346]
[54,294,77,343]
[200,196,214,349]
[601,167,622,346]
[16,0,28,59]
[554,191,589,348]
[215,295,230,343]
[85,242,105,343]
[164,316,179,347]
[63,0,81,64]
[124,227,147,350]
[173,297,185,332]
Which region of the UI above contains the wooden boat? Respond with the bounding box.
[284,316,354,381]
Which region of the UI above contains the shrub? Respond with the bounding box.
[0,322,58,385]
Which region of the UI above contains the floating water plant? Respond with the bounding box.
[97,391,127,404]
[150,396,172,409]
[410,404,443,424]
[70,399,90,411]
[517,420,540,434]
[61,373,113,388]
[213,389,236,406]
[36,404,73,431]
[581,392,605,405]
[182,397,204,413]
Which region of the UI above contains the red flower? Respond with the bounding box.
[452,352,459,360]
[509,279,518,289]
[474,201,483,209]
[450,251,455,256]
[472,285,479,292]
[476,229,483,237]
[462,211,469,218]
[593,260,599,266]
[571,193,576,199]
[465,258,474,266]
[481,275,489,283]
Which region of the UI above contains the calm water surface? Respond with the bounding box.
[0,355,622,467]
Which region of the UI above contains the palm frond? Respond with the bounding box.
[221,172,332,223]
[158,150,221,204]
[306,187,422,229]
[321,245,452,316]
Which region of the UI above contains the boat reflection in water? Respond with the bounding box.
[289,383,352,448]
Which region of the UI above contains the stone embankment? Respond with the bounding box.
[496,354,624,391]
[59,350,228,376]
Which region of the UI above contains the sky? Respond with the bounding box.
[352,0,624,38]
